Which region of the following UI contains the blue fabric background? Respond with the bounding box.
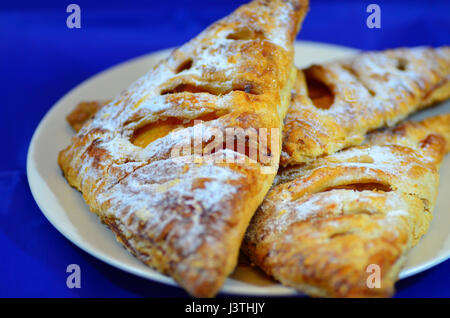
[1,0,449,297]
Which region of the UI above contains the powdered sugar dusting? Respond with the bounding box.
[258,138,441,237]
[60,0,303,287]
[98,153,245,255]
[283,46,450,165]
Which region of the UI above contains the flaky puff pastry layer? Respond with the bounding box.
[282,46,450,166]
[58,0,309,297]
[243,114,450,297]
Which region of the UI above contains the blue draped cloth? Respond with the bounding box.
[1,0,449,297]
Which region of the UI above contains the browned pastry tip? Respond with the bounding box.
[368,113,450,156]
[66,100,109,132]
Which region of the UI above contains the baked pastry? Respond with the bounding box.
[243,114,450,297]
[58,0,309,297]
[66,100,109,132]
[282,46,450,166]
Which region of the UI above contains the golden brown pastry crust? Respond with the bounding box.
[243,114,450,297]
[66,100,109,132]
[282,46,450,166]
[58,0,309,297]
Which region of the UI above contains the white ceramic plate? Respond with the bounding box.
[27,41,450,296]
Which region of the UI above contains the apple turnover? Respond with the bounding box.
[243,114,450,297]
[282,46,450,166]
[58,0,309,297]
